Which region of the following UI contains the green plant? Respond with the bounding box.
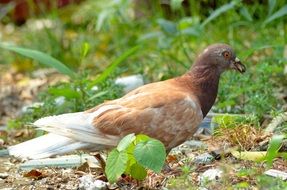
[7,73,124,129]
[217,56,284,117]
[1,44,144,129]
[0,43,76,78]
[105,133,166,183]
[263,4,287,26]
[265,134,285,167]
[256,175,287,189]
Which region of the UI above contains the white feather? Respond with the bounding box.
[8,134,75,159]
[8,105,122,159]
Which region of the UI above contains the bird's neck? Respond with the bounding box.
[185,64,221,117]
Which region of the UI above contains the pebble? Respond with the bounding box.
[79,175,107,190]
[91,75,145,94]
[264,169,287,180]
[194,153,214,164]
[115,74,144,93]
[170,140,208,155]
[199,168,223,184]
[183,140,208,149]
[0,173,9,179]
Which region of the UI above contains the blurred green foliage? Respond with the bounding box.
[7,75,123,129]
[1,0,285,128]
[0,0,286,188]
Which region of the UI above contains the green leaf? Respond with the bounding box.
[130,162,147,180]
[125,134,149,156]
[89,45,140,88]
[105,149,128,183]
[117,133,136,152]
[96,10,111,32]
[87,91,109,101]
[0,43,76,78]
[265,135,284,167]
[264,5,287,25]
[137,32,162,42]
[81,42,90,59]
[201,0,239,27]
[48,87,81,99]
[125,153,137,174]
[135,134,150,144]
[268,0,277,16]
[170,0,184,11]
[157,19,177,35]
[239,7,253,21]
[180,27,201,37]
[134,139,166,173]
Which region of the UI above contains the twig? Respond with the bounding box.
[93,152,106,171]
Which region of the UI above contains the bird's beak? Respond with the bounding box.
[230,57,246,73]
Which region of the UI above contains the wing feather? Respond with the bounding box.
[92,85,203,149]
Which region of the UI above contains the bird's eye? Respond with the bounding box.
[223,51,230,58]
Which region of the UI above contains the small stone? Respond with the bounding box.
[0,173,9,179]
[170,140,208,155]
[264,169,287,180]
[194,153,214,164]
[199,168,223,184]
[92,180,107,190]
[183,140,207,149]
[115,74,144,93]
[79,175,107,190]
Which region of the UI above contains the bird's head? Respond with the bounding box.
[196,43,246,74]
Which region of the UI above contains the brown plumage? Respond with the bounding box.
[8,43,246,159]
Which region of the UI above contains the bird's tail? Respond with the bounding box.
[8,133,93,159]
[6,106,121,159]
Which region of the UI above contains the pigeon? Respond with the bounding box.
[7,43,246,159]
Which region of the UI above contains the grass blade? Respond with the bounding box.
[0,43,76,78]
[264,5,287,25]
[268,0,277,16]
[201,0,240,27]
[265,135,284,167]
[88,45,141,88]
[239,7,253,21]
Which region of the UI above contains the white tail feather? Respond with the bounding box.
[9,105,122,159]
[8,134,76,159]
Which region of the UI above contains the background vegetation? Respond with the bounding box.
[0,0,286,189]
[1,0,286,119]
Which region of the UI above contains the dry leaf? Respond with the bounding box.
[24,169,46,179]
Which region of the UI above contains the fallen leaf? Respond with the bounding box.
[166,155,178,163]
[23,169,46,179]
[77,162,90,173]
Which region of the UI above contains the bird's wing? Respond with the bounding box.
[91,81,203,149]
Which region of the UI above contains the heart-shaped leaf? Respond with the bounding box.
[117,133,136,151]
[105,149,128,182]
[134,139,166,173]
